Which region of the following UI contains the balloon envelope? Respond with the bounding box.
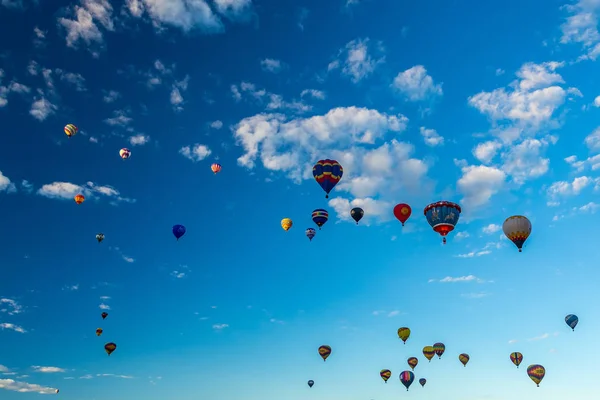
[380,369,391,383]
[281,218,293,231]
[397,327,410,343]
[312,159,343,198]
[318,345,331,361]
[424,201,461,243]
[172,224,186,240]
[307,380,314,388]
[510,352,523,368]
[393,203,412,226]
[350,207,364,224]
[565,314,579,331]
[305,228,316,241]
[502,215,531,252]
[211,163,222,174]
[399,371,414,391]
[527,364,545,387]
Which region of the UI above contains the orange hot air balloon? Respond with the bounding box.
[104,342,117,356]
[318,345,331,361]
[96,328,103,336]
[393,203,412,226]
[74,194,85,204]
[211,163,222,174]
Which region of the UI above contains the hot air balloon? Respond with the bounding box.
[565,314,579,331]
[433,342,445,359]
[393,203,412,226]
[459,353,470,367]
[407,357,418,371]
[502,215,531,252]
[527,364,545,387]
[101,312,108,319]
[104,342,117,356]
[312,159,343,198]
[119,148,131,159]
[399,371,414,391]
[305,228,316,241]
[424,201,461,244]
[380,369,391,383]
[312,209,328,229]
[55,389,59,393]
[211,163,222,174]
[96,233,104,243]
[64,124,77,138]
[419,378,426,387]
[172,224,186,241]
[74,194,85,204]
[318,345,331,361]
[307,380,314,388]
[510,352,523,368]
[281,218,293,231]
[350,207,364,224]
[96,328,103,336]
[423,346,435,362]
[398,327,410,344]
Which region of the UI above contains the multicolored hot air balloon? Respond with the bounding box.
[312,209,328,229]
[318,345,331,361]
[510,352,523,368]
[459,353,470,367]
[407,357,418,371]
[211,163,222,174]
[119,148,131,159]
[380,369,391,383]
[419,378,426,387]
[172,224,186,241]
[307,380,314,388]
[398,327,410,344]
[393,203,412,226]
[101,312,108,319]
[503,215,531,252]
[433,342,445,359]
[350,207,364,224]
[565,314,579,331]
[305,228,316,241]
[96,233,104,243]
[281,218,293,231]
[312,159,343,198]
[74,194,85,204]
[423,346,435,362]
[527,364,545,387]
[96,328,103,336]
[104,342,117,356]
[424,201,461,244]
[399,371,414,391]
[64,124,77,138]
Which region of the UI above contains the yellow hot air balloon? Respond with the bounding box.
[64,124,77,138]
[380,369,391,383]
[503,215,532,252]
[74,194,85,204]
[459,353,470,367]
[397,327,411,344]
[281,218,293,231]
[423,346,435,361]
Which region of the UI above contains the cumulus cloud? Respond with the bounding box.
[300,89,325,100]
[58,0,115,53]
[391,65,443,101]
[260,58,283,73]
[179,144,212,161]
[547,176,599,205]
[457,165,506,211]
[210,120,223,129]
[230,81,311,113]
[419,127,444,146]
[482,224,501,234]
[37,181,135,205]
[560,0,600,61]
[0,171,17,193]
[328,38,385,83]
[0,378,58,394]
[128,134,150,146]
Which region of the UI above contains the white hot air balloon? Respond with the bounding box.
[502,215,531,252]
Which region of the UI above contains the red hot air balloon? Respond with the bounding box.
[393,203,412,226]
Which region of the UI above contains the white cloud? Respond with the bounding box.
[482,224,501,234]
[508,339,518,344]
[99,303,110,310]
[560,0,600,61]
[104,109,132,126]
[128,134,150,146]
[0,323,26,333]
[54,69,87,91]
[212,323,229,330]
[37,181,135,204]
[103,90,120,103]
[62,284,79,291]
[460,292,490,299]
[0,171,16,193]
[230,81,311,113]
[58,0,114,52]
[457,165,506,210]
[210,120,223,129]
[0,378,58,394]
[179,144,212,161]
[122,255,134,263]
[329,38,385,83]
[300,89,325,100]
[454,231,469,240]
[472,141,502,163]
[456,250,492,258]
[584,127,600,152]
[419,126,444,146]
[528,333,551,341]
[391,65,443,101]
[29,97,57,121]
[31,366,65,373]
[260,58,283,73]
[0,298,23,315]
[171,270,186,279]
[594,95,600,107]
[430,275,486,283]
[547,176,597,202]
[387,310,400,317]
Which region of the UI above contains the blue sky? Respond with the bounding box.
[1,0,599,398]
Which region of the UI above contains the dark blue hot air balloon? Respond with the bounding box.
[312,209,329,230]
[399,371,414,391]
[565,314,578,331]
[305,228,316,241]
[312,159,343,198]
[172,224,186,241]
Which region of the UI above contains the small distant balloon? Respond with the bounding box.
[422,346,435,362]
[503,215,532,252]
[307,380,314,388]
[565,314,578,331]
[407,357,418,371]
[459,353,470,367]
[305,228,316,241]
[281,218,293,231]
[96,233,104,243]
[419,378,426,387]
[211,163,222,174]
[399,371,414,391]
[393,203,412,226]
[64,124,77,138]
[74,194,85,204]
[350,207,364,224]
[318,345,331,361]
[96,328,103,337]
[311,209,329,230]
[433,342,445,359]
[101,312,108,319]
[510,352,523,368]
[172,224,186,241]
[119,148,131,159]
[527,364,545,387]
[397,327,410,343]
[104,342,117,356]
[380,369,391,383]
[55,389,59,394]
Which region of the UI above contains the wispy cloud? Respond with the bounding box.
[62,284,79,291]
[482,223,501,234]
[212,324,229,330]
[429,275,490,283]
[508,339,518,344]
[372,310,402,317]
[0,298,23,315]
[31,366,65,373]
[527,332,559,341]
[460,292,490,299]
[0,378,58,394]
[0,323,26,333]
[455,250,491,258]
